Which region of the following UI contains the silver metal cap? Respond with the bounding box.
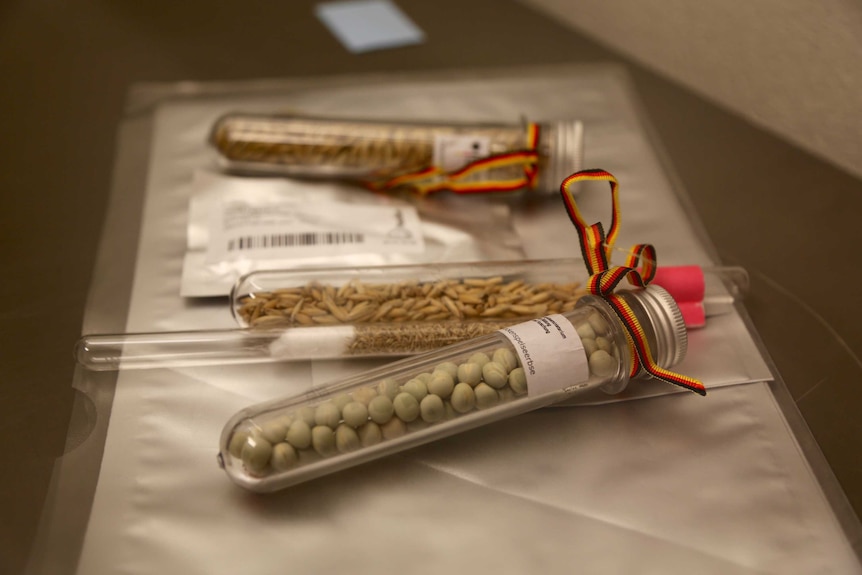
[538,120,584,193]
[631,285,688,368]
[640,285,688,368]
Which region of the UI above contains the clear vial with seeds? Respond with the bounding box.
[209,113,583,194]
[218,285,688,493]
[232,258,590,359]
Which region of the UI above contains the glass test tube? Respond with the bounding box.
[75,259,746,370]
[218,285,687,493]
[209,113,584,194]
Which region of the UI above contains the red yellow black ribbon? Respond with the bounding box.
[560,169,706,395]
[367,123,541,195]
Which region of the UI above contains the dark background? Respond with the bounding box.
[2,2,860,573]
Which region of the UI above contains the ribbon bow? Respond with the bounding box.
[367,123,541,195]
[560,169,706,396]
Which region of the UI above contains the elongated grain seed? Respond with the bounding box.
[240,276,584,330]
[481,304,511,317]
[322,295,350,322]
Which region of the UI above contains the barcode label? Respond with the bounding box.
[227,231,365,251]
[205,195,423,264]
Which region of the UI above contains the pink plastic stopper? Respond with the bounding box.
[651,265,706,328]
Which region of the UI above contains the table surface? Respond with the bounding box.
[2,1,861,573]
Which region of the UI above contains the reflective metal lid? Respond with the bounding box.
[630,284,688,368]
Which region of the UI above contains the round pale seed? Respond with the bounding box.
[393,392,420,422]
[576,322,596,340]
[342,401,369,428]
[311,425,337,456]
[474,383,499,409]
[508,367,528,395]
[332,393,353,411]
[358,421,383,446]
[589,350,617,377]
[581,337,598,357]
[401,378,428,401]
[457,362,483,386]
[377,378,401,399]
[314,402,341,428]
[295,406,317,426]
[286,420,312,449]
[433,361,459,379]
[368,395,395,424]
[467,352,491,367]
[427,371,455,398]
[352,386,378,405]
[270,442,298,471]
[420,394,446,423]
[381,416,407,439]
[492,348,518,373]
[450,383,476,413]
[241,435,272,474]
[228,428,250,458]
[335,424,361,453]
[587,311,609,336]
[595,336,612,354]
[260,419,289,444]
[482,361,508,389]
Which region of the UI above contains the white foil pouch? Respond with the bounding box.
[182,170,524,296]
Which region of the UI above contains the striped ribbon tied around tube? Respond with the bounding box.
[559,169,706,395]
[366,123,542,195]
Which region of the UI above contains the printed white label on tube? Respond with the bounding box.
[498,314,589,396]
[432,134,491,172]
